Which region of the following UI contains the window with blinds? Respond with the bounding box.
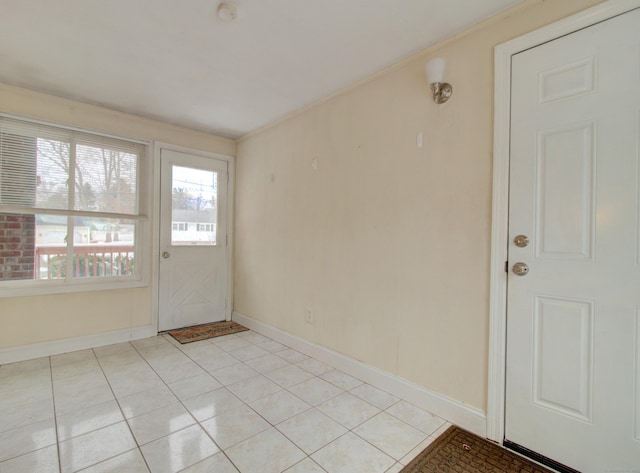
[0,115,148,294]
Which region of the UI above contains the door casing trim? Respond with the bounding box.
[488,0,640,443]
[151,142,235,334]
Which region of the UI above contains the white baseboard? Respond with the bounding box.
[0,325,157,365]
[232,311,487,437]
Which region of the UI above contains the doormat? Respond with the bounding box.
[168,321,249,344]
[401,426,554,473]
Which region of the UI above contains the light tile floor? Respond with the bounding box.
[0,330,451,473]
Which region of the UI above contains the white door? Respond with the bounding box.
[158,149,229,331]
[505,8,640,472]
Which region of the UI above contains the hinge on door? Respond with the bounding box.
[226,234,228,246]
[505,261,509,273]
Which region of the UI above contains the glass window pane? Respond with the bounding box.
[0,212,68,281]
[36,139,70,210]
[71,217,135,278]
[35,214,68,280]
[75,145,138,214]
[0,212,37,281]
[0,214,137,281]
[171,166,217,246]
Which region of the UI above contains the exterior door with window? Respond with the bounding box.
[505,8,640,472]
[158,149,228,331]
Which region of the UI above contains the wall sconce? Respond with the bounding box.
[425,58,452,104]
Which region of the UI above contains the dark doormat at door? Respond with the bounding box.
[401,426,555,473]
[168,321,249,344]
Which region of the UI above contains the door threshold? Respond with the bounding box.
[503,440,581,473]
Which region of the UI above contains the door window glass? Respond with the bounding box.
[171,166,217,246]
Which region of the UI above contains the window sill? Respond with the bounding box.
[0,277,149,298]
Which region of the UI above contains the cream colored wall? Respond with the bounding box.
[234,0,604,411]
[0,83,235,350]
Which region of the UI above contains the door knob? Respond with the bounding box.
[162,251,170,259]
[512,262,529,276]
[513,235,529,248]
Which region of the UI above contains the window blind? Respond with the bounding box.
[0,116,144,215]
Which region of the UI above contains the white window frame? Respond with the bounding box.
[0,114,150,297]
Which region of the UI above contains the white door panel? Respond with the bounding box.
[158,149,228,331]
[506,7,640,472]
[532,296,593,422]
[535,123,595,260]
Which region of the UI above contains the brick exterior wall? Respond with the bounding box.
[0,213,36,280]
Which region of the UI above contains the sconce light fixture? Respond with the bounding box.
[425,58,452,104]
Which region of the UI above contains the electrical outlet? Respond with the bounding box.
[304,307,314,325]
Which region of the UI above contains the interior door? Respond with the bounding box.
[505,8,640,472]
[158,149,228,331]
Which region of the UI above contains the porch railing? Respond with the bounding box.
[35,244,135,279]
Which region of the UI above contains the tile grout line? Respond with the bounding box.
[126,339,206,471]
[49,356,64,473]
[161,334,266,469]
[165,334,330,471]
[177,335,300,472]
[93,343,154,473]
[131,336,249,472]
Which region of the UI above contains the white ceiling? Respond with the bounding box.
[0,0,523,138]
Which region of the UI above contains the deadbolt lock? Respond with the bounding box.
[513,235,529,248]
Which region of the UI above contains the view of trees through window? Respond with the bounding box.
[36,139,137,216]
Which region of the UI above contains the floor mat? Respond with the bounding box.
[168,321,249,344]
[401,426,554,473]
